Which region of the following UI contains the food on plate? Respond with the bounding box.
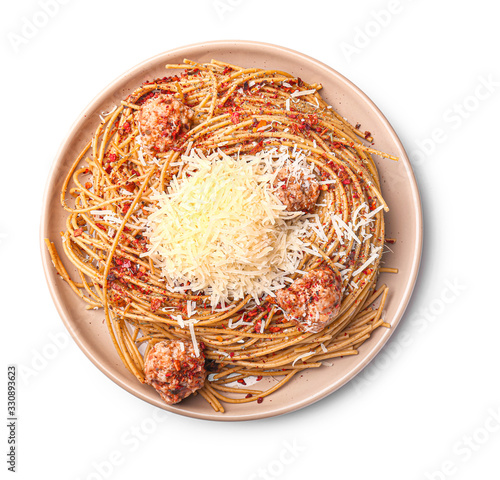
[273,166,320,212]
[45,58,398,412]
[144,340,206,404]
[137,94,194,153]
[275,266,342,334]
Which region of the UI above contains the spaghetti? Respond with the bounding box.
[45,59,398,413]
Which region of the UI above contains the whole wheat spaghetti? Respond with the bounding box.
[45,59,398,413]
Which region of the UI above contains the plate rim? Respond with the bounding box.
[40,39,423,421]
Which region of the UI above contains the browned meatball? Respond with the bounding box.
[144,339,205,405]
[137,94,194,153]
[273,167,320,212]
[276,266,342,333]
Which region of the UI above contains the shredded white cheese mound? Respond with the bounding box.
[142,148,320,308]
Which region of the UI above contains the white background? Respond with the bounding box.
[2,1,499,479]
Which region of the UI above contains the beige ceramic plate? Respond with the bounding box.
[41,40,422,421]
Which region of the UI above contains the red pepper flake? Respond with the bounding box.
[123,182,135,193]
[249,139,265,155]
[256,376,262,381]
[269,326,281,333]
[74,227,84,237]
[150,297,162,312]
[84,182,92,190]
[122,202,132,214]
[229,352,235,358]
[257,397,263,404]
[307,114,319,126]
[122,259,132,269]
[237,379,246,385]
[122,122,131,133]
[245,394,253,399]
[230,111,240,124]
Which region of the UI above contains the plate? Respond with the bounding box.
[40,40,423,421]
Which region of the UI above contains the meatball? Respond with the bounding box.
[273,167,320,212]
[276,266,342,333]
[137,94,194,153]
[144,339,206,405]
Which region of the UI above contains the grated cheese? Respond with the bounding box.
[172,314,185,328]
[291,89,317,98]
[352,202,368,225]
[228,315,254,329]
[143,148,320,308]
[186,300,197,318]
[318,179,336,185]
[331,213,361,244]
[188,321,200,357]
[292,351,315,366]
[352,245,383,277]
[99,105,117,122]
[354,204,384,230]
